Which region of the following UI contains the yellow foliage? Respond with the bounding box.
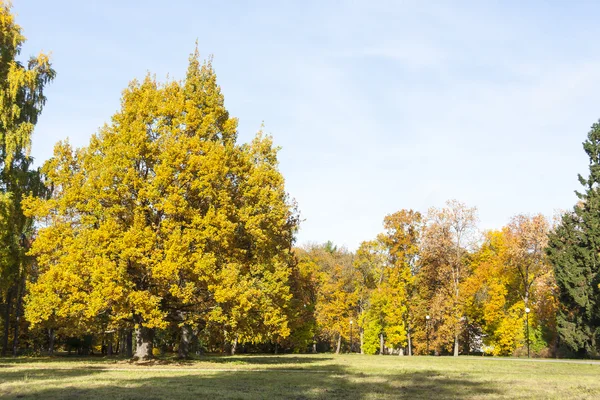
[23,47,298,349]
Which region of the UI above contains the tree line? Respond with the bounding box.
[0,2,599,359]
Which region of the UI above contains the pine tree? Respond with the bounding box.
[547,121,600,355]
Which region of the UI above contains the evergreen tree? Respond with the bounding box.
[547,121,600,355]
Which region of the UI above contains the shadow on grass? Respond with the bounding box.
[0,354,123,365]
[0,358,504,399]
[190,355,333,365]
[0,354,334,368]
[0,367,104,383]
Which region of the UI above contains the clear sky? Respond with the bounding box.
[12,1,599,250]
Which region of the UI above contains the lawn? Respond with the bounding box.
[0,354,599,399]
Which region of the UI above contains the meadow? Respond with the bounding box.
[0,354,599,399]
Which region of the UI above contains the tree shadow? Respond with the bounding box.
[0,355,122,365]
[193,355,333,365]
[0,358,504,399]
[0,367,104,384]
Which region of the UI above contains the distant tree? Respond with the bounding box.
[464,226,557,356]
[354,240,386,355]
[312,244,356,354]
[420,200,478,356]
[380,209,422,355]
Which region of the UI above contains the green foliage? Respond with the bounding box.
[547,121,600,356]
[362,316,382,355]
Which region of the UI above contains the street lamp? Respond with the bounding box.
[350,320,353,353]
[525,307,531,358]
[426,315,431,355]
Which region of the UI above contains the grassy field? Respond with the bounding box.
[1,354,599,399]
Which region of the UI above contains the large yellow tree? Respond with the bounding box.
[23,49,298,359]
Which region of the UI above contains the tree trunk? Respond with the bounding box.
[178,324,192,359]
[407,323,412,356]
[107,337,113,356]
[335,334,341,354]
[379,333,384,355]
[230,336,238,355]
[311,337,317,354]
[48,328,54,356]
[360,328,364,354]
[115,331,121,355]
[453,333,459,357]
[399,347,404,356]
[274,341,278,354]
[12,274,25,356]
[2,288,12,356]
[134,321,153,360]
[126,330,133,358]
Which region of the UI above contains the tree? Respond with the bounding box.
[505,215,552,313]
[356,210,421,356]
[23,49,297,359]
[354,240,386,355]
[0,0,55,356]
[463,230,527,355]
[352,240,380,354]
[504,214,557,354]
[312,244,356,354]
[380,209,422,355]
[285,248,320,353]
[547,120,600,355]
[420,200,478,356]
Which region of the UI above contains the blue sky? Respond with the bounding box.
[13,1,599,250]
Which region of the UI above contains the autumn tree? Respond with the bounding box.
[354,210,421,356]
[284,248,320,353]
[420,200,478,356]
[354,240,386,354]
[504,214,557,353]
[380,209,422,355]
[23,49,297,359]
[0,1,55,356]
[312,244,356,354]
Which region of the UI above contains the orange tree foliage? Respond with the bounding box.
[416,200,478,356]
[463,215,557,356]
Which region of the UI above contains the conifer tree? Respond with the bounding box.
[547,121,600,355]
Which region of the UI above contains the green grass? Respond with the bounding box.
[1,354,599,399]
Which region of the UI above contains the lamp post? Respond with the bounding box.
[350,320,353,353]
[426,315,430,355]
[525,307,530,358]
